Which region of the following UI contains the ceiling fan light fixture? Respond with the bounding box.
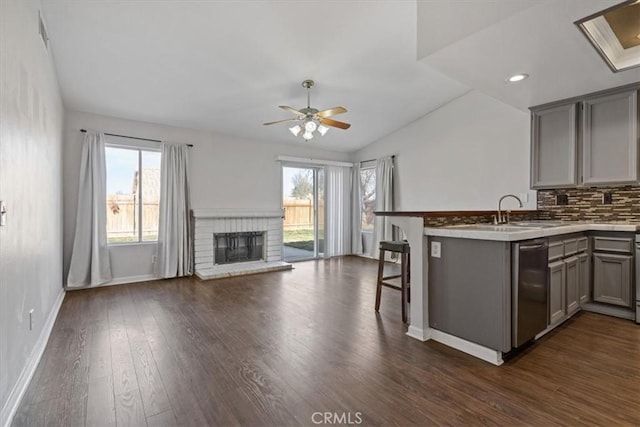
[304,120,317,132]
[317,125,329,136]
[264,79,350,141]
[289,125,301,136]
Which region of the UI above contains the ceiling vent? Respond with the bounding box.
[38,11,49,50]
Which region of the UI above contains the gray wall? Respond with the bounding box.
[0,0,65,420]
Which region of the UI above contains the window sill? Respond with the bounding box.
[108,241,158,248]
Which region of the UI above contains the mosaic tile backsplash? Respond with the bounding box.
[537,186,640,222]
[424,211,541,227]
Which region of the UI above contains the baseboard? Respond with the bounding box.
[406,325,430,341]
[1,289,65,427]
[66,274,158,290]
[581,302,635,320]
[106,274,157,286]
[429,328,504,366]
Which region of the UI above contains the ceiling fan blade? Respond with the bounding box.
[316,106,347,118]
[263,118,300,126]
[279,105,304,116]
[320,118,351,130]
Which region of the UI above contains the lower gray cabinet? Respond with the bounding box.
[592,253,633,307]
[549,260,566,325]
[565,256,580,315]
[577,252,591,305]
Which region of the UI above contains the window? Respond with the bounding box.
[360,167,376,231]
[105,146,161,243]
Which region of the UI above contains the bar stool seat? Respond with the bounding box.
[375,240,410,323]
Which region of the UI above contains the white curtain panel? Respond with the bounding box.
[325,165,352,257]
[351,162,363,255]
[370,156,394,259]
[67,132,112,288]
[156,142,192,278]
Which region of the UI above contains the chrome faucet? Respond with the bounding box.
[496,194,523,224]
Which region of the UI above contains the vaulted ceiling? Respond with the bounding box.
[42,0,640,152]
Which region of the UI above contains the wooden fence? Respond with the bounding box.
[283,199,324,230]
[107,197,323,238]
[106,195,159,240]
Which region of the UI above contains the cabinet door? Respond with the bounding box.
[565,256,580,315]
[531,103,578,189]
[592,253,633,307]
[577,253,591,305]
[582,90,638,185]
[549,260,566,325]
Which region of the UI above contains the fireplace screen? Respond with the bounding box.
[214,232,264,264]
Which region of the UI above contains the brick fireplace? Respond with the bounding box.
[192,209,292,280]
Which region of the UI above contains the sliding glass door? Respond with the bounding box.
[282,165,324,261]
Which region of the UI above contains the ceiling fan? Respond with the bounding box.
[264,79,351,141]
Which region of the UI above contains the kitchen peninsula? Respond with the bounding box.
[375,210,639,366]
[375,209,538,365]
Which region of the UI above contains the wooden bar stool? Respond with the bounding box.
[375,240,410,323]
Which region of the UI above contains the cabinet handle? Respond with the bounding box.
[520,244,546,250]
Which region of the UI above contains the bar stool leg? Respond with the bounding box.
[401,252,408,323]
[407,253,411,304]
[375,248,385,312]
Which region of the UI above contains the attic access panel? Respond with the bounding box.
[575,0,640,72]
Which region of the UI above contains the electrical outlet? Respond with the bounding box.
[602,192,613,204]
[431,241,441,258]
[519,192,529,203]
[556,194,568,205]
[29,309,34,331]
[151,254,157,264]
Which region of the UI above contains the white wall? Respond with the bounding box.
[353,90,535,211]
[0,0,65,423]
[63,110,350,283]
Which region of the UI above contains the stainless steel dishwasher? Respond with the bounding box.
[512,239,549,348]
[636,232,640,324]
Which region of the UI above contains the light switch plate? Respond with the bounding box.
[431,241,441,258]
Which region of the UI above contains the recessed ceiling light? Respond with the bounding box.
[506,73,529,83]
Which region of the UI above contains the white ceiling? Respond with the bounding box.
[42,1,640,153]
[41,1,469,152]
[420,0,640,110]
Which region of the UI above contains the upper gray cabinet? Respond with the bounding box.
[530,84,639,189]
[530,103,578,189]
[582,90,638,185]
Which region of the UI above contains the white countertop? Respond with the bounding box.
[424,221,640,241]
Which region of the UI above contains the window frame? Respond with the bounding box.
[359,164,376,232]
[105,142,162,245]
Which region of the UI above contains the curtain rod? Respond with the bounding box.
[80,129,193,147]
[360,155,395,164]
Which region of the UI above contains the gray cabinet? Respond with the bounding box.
[549,260,566,325]
[547,234,589,326]
[582,90,638,185]
[577,252,591,305]
[529,84,639,189]
[565,256,580,315]
[531,103,578,189]
[593,253,633,307]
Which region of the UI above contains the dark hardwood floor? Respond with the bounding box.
[13,256,640,426]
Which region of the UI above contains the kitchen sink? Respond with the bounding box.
[510,221,567,228]
[452,224,544,231]
[450,221,569,232]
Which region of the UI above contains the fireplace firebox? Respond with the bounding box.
[214,232,264,264]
